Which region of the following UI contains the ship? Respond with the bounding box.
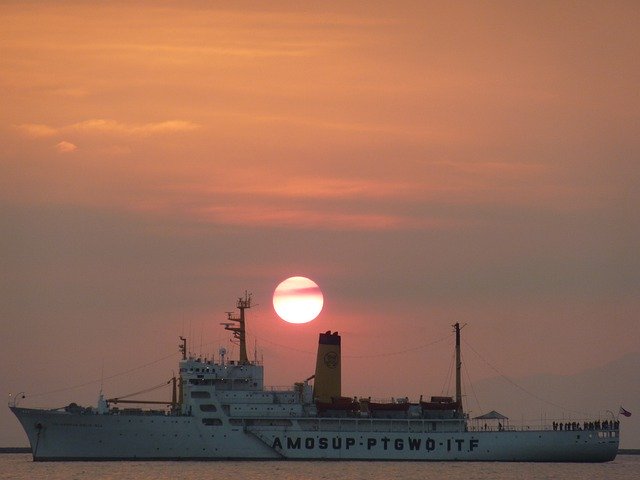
[10,293,620,462]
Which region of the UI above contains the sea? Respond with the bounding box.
[1,454,639,480]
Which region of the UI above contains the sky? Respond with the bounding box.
[1,1,639,447]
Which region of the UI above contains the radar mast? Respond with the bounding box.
[222,292,252,364]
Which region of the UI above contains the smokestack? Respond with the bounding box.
[313,331,341,403]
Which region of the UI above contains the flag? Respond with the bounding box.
[619,406,632,417]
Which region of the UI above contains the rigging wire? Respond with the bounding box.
[24,351,180,400]
[346,333,453,359]
[461,350,482,415]
[22,324,452,400]
[441,348,455,396]
[248,332,454,359]
[247,334,314,355]
[108,380,172,401]
[462,339,589,416]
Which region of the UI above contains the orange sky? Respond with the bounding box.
[1,1,639,447]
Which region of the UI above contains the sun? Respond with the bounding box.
[273,276,324,324]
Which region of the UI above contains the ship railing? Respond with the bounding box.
[292,418,468,434]
[466,420,620,433]
[265,386,297,392]
[467,425,520,432]
[367,397,410,404]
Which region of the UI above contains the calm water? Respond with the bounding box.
[1,454,639,480]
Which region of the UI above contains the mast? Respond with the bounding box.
[223,292,252,364]
[454,322,463,411]
[177,337,186,410]
[171,376,178,411]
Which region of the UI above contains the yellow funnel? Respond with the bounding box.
[313,331,341,403]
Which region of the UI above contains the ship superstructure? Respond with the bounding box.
[10,293,620,461]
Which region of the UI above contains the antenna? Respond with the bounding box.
[219,347,227,365]
[179,337,187,360]
[99,364,105,396]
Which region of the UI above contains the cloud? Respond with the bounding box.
[17,119,199,138]
[174,176,420,200]
[191,204,463,231]
[128,176,464,230]
[69,119,199,136]
[198,204,403,230]
[55,141,77,153]
[18,123,58,138]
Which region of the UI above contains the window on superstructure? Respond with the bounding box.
[199,404,217,412]
[202,418,222,426]
[191,391,211,399]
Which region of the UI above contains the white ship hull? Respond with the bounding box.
[11,407,619,462]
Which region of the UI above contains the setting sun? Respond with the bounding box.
[273,276,324,324]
